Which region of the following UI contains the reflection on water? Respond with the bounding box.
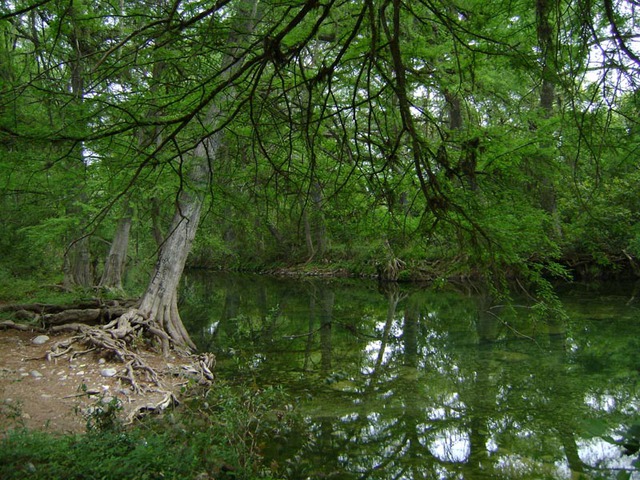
[180,273,640,479]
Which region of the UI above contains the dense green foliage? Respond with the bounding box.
[0,0,639,292]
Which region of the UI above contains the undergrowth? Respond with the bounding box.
[0,382,294,480]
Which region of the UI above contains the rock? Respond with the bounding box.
[31,335,50,345]
[98,358,106,365]
[100,368,118,377]
[30,370,43,378]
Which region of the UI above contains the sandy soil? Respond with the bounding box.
[0,329,186,434]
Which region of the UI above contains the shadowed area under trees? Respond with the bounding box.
[0,0,639,355]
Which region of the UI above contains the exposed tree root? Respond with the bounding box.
[0,298,138,326]
[0,320,46,332]
[1,301,215,422]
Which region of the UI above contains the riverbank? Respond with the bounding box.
[0,328,185,434]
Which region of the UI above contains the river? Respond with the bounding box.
[180,272,640,479]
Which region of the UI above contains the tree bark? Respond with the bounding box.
[64,236,93,288]
[138,161,207,351]
[536,0,559,219]
[99,208,132,291]
[302,201,315,260]
[150,197,165,248]
[310,181,327,258]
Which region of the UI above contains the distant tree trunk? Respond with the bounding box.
[536,0,559,220]
[310,181,327,258]
[150,197,165,249]
[302,181,327,262]
[444,89,479,192]
[99,207,132,292]
[62,3,92,289]
[302,200,315,260]
[444,89,463,131]
[222,205,238,263]
[63,235,92,289]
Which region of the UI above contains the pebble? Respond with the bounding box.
[31,335,50,345]
[98,358,106,365]
[100,368,118,377]
[30,370,43,378]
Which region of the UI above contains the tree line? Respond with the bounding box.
[1,0,639,348]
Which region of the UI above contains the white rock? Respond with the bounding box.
[100,368,118,377]
[30,370,43,378]
[31,335,50,345]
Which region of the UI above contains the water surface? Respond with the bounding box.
[181,273,640,479]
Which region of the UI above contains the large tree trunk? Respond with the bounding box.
[138,160,208,352]
[134,0,258,352]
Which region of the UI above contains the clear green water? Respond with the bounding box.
[181,273,640,479]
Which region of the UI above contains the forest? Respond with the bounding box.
[1,1,640,477]
[1,0,639,348]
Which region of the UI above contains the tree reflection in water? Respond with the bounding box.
[181,273,640,479]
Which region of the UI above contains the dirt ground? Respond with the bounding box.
[0,329,187,434]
